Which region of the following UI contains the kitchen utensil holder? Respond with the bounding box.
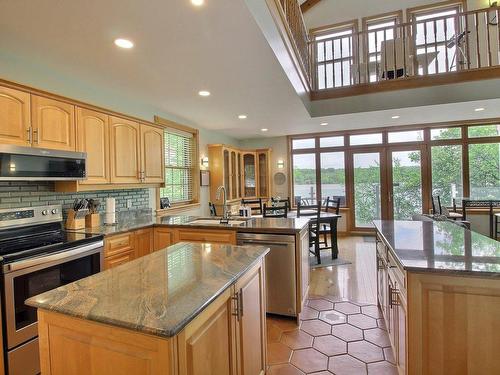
[85,213,101,228]
[66,209,88,230]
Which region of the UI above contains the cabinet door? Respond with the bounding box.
[154,227,176,251]
[257,152,269,198]
[109,116,141,183]
[77,108,109,184]
[397,296,407,374]
[104,250,135,270]
[235,262,266,375]
[178,292,233,375]
[140,124,164,183]
[0,86,31,146]
[32,95,75,151]
[223,149,230,193]
[230,151,237,199]
[135,228,153,258]
[242,153,256,198]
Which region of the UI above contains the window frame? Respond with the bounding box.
[154,116,200,214]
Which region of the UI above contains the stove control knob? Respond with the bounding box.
[51,209,58,214]
[41,210,48,216]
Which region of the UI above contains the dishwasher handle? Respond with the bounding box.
[239,239,290,247]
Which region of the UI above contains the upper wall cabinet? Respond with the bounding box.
[109,116,141,184]
[32,95,76,151]
[77,108,109,185]
[140,124,164,184]
[0,87,31,146]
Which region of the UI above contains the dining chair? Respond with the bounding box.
[297,201,323,264]
[495,213,500,240]
[241,198,263,215]
[319,197,341,247]
[263,202,288,218]
[432,195,462,220]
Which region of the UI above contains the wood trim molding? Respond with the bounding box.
[311,66,500,100]
[310,19,359,36]
[406,0,467,20]
[300,0,322,13]
[156,202,201,216]
[362,10,404,30]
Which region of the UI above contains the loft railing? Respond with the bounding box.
[275,2,500,94]
[276,0,312,87]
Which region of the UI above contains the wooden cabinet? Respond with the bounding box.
[140,124,164,183]
[135,228,153,258]
[0,86,31,146]
[234,262,266,375]
[242,153,257,198]
[77,108,109,184]
[257,150,271,198]
[109,116,141,184]
[154,227,176,251]
[104,232,136,270]
[32,95,76,151]
[175,228,236,245]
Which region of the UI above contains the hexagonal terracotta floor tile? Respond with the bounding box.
[367,361,398,374]
[268,317,300,332]
[300,305,319,320]
[319,310,347,325]
[348,314,377,329]
[364,328,391,347]
[267,342,292,365]
[328,354,367,375]
[348,341,385,363]
[308,298,334,311]
[361,305,382,319]
[281,329,313,350]
[384,347,396,364]
[331,323,363,342]
[267,363,305,375]
[267,322,283,343]
[290,348,328,373]
[313,334,347,356]
[300,320,332,336]
[334,302,361,315]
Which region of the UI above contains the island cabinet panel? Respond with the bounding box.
[104,232,136,270]
[154,227,176,251]
[177,289,234,375]
[407,273,500,375]
[135,228,153,258]
[298,227,310,312]
[77,108,110,184]
[140,124,164,184]
[234,262,266,375]
[175,228,237,245]
[37,310,175,375]
[31,95,76,151]
[0,86,31,146]
[109,116,141,184]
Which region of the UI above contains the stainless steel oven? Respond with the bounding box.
[3,241,103,374]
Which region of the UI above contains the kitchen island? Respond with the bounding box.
[27,242,269,375]
[374,220,500,375]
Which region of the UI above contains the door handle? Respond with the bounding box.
[33,129,39,144]
[27,127,32,143]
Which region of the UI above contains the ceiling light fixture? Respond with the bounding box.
[392,115,400,119]
[114,38,134,49]
[191,0,204,6]
[238,115,247,119]
[475,107,485,112]
[198,90,210,97]
[320,122,328,126]
[261,128,268,132]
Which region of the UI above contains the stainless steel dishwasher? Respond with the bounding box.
[237,233,296,316]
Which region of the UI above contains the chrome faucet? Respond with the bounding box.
[216,185,229,223]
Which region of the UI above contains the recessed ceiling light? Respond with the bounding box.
[191,0,204,5]
[198,90,210,97]
[475,107,485,112]
[320,122,328,126]
[392,115,400,119]
[114,38,134,49]
[261,128,268,132]
[238,115,247,119]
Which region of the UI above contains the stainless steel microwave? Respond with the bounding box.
[0,145,86,181]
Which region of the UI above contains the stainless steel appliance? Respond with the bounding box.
[0,205,103,375]
[237,233,296,316]
[0,144,86,181]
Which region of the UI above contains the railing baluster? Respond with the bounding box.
[403,24,407,77]
[498,9,500,66]
[375,30,379,81]
[323,41,327,89]
[365,33,369,83]
[424,21,429,75]
[486,11,492,67]
[444,16,449,72]
[475,12,481,68]
[340,37,344,86]
[393,25,397,78]
[434,19,439,74]
[384,29,388,80]
[465,14,471,69]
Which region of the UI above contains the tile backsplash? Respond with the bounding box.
[0,181,150,215]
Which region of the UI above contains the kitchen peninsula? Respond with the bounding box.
[374,220,500,375]
[27,242,269,375]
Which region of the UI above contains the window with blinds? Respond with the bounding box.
[159,129,195,203]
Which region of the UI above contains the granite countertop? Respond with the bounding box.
[26,242,269,338]
[80,211,310,236]
[374,220,500,276]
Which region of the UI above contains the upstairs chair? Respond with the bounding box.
[208,202,217,217]
[432,195,462,220]
[263,202,288,218]
[241,198,263,215]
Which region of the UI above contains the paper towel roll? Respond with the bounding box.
[105,212,116,225]
[106,198,115,213]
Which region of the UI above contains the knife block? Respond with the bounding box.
[85,213,101,228]
[66,209,87,230]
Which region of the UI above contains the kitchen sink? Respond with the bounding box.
[187,218,248,226]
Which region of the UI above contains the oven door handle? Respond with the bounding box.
[3,241,104,273]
